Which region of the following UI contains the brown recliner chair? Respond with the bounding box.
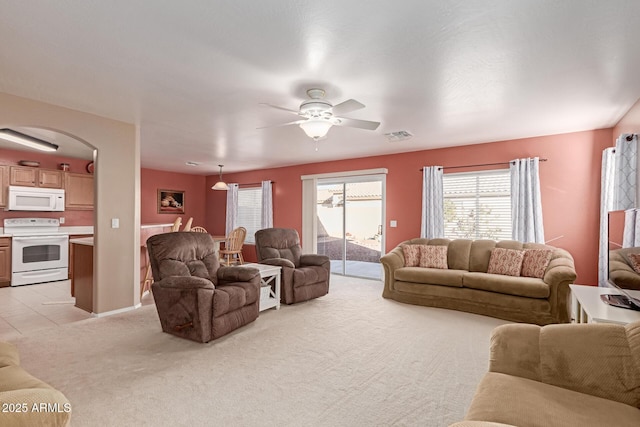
[146,232,261,343]
[255,228,330,304]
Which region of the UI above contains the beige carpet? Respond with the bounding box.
[11,275,508,427]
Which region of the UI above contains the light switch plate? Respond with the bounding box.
[111,218,119,228]
[390,220,397,227]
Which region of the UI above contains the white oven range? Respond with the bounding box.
[4,218,69,286]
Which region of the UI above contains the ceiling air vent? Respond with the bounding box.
[385,130,413,142]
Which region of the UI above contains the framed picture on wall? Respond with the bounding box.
[158,189,185,214]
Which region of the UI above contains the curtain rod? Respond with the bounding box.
[419,158,547,172]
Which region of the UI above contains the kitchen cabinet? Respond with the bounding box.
[9,166,63,188]
[69,233,92,295]
[0,237,11,287]
[64,172,94,210]
[70,239,93,313]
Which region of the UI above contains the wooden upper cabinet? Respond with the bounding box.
[9,166,63,189]
[64,172,94,210]
[38,169,63,188]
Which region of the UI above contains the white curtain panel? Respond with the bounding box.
[510,157,545,243]
[420,166,444,239]
[261,180,273,229]
[225,183,239,235]
[598,148,615,286]
[614,134,638,210]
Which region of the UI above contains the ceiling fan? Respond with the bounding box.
[260,88,380,141]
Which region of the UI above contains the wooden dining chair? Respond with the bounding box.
[170,217,183,232]
[182,217,193,232]
[190,226,208,233]
[219,227,247,266]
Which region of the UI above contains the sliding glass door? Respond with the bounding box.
[316,176,383,280]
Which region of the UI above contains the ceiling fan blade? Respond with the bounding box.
[256,119,307,129]
[335,117,380,131]
[331,99,365,116]
[260,103,300,115]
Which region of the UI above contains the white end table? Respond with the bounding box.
[238,263,281,312]
[570,284,640,324]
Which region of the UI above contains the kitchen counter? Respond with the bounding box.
[70,237,93,246]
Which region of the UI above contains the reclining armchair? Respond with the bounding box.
[255,228,330,304]
[146,232,261,343]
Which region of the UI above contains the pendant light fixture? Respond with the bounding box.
[211,164,229,190]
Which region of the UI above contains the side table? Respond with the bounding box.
[238,262,281,312]
[570,284,640,324]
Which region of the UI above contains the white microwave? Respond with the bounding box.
[7,186,65,212]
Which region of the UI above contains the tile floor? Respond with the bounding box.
[0,280,153,341]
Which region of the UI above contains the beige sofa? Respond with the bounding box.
[380,238,577,325]
[0,341,71,426]
[450,321,640,427]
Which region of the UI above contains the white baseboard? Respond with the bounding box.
[92,303,142,318]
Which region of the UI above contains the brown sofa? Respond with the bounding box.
[147,232,261,343]
[0,341,71,426]
[451,321,640,427]
[255,228,330,304]
[609,247,640,290]
[380,238,577,325]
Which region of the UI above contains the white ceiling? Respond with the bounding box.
[1,1,639,174]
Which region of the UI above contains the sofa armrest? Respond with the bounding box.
[300,254,329,268]
[489,324,542,381]
[154,276,214,290]
[217,266,259,284]
[260,258,295,269]
[542,252,577,286]
[490,322,640,408]
[380,245,406,297]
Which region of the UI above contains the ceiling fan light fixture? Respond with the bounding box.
[299,119,332,140]
[211,164,230,191]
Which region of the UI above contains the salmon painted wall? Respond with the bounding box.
[206,129,613,284]
[141,168,207,227]
[0,148,94,225]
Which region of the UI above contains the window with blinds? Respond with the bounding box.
[237,187,262,244]
[442,169,512,240]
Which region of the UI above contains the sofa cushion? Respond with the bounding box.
[395,267,465,287]
[293,265,329,287]
[402,244,421,267]
[419,245,448,269]
[521,249,553,278]
[487,248,525,277]
[463,272,550,298]
[465,372,640,427]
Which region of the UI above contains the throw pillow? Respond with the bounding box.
[627,253,640,274]
[402,245,421,267]
[521,249,553,278]
[419,245,448,269]
[487,248,525,277]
